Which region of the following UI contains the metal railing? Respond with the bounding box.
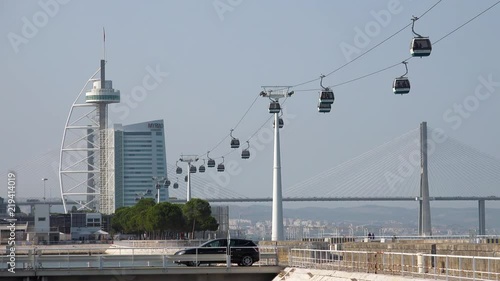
[289,248,500,280]
[0,245,278,271]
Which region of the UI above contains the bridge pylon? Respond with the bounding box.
[418,121,432,236]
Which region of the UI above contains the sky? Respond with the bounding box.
[1,0,500,211]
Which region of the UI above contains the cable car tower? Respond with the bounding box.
[179,154,199,202]
[59,36,120,214]
[260,86,293,241]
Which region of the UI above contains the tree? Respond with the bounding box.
[145,202,185,239]
[182,199,217,238]
[111,207,131,233]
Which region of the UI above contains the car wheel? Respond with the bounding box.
[240,255,253,266]
[187,261,200,267]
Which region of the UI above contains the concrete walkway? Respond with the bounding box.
[273,268,433,281]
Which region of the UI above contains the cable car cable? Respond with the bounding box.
[189,1,444,161]
[289,0,443,89]
[433,0,500,46]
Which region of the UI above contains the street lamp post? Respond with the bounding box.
[260,87,293,241]
[42,178,48,202]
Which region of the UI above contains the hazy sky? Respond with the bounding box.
[2,0,500,210]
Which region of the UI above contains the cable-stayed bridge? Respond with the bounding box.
[8,123,500,234]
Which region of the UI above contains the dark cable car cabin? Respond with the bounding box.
[241,149,250,159]
[230,138,240,148]
[273,118,284,129]
[184,175,188,182]
[269,101,281,114]
[319,88,334,104]
[230,129,240,148]
[393,77,410,94]
[165,180,171,187]
[217,163,225,172]
[176,166,182,174]
[199,165,206,173]
[173,182,179,189]
[410,37,431,57]
[318,102,331,113]
[207,159,215,168]
[189,165,197,173]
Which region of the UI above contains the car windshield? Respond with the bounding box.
[201,240,225,248]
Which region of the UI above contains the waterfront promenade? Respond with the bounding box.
[3,237,500,280]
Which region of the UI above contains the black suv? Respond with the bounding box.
[174,238,259,266]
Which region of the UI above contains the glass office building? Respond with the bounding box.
[114,120,168,209]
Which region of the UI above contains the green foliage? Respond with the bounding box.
[111,198,219,237]
[183,198,214,232]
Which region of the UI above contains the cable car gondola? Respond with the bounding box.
[217,157,225,172]
[199,160,206,173]
[189,165,197,173]
[319,89,334,104]
[410,16,432,57]
[318,102,331,113]
[165,179,171,187]
[269,101,281,114]
[241,141,250,159]
[317,75,334,113]
[393,61,411,95]
[175,161,182,174]
[273,117,284,129]
[173,179,179,189]
[230,129,240,148]
[207,151,216,168]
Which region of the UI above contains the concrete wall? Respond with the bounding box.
[260,239,500,274]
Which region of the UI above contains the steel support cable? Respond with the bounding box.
[447,136,500,177]
[332,147,401,197]
[194,1,446,162]
[368,139,420,197]
[337,144,401,194]
[184,169,252,199]
[360,135,420,197]
[426,143,447,196]
[197,93,262,160]
[285,128,419,196]
[432,0,500,46]
[286,128,419,195]
[166,164,249,199]
[325,130,419,197]
[432,139,487,196]
[293,1,500,94]
[290,0,443,89]
[445,139,500,195]
[190,177,248,199]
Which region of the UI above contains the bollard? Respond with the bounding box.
[417,253,425,274]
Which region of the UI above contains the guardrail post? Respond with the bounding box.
[99,256,102,269]
[472,256,475,281]
[417,253,424,274]
[401,254,404,276]
[163,255,167,268]
[445,256,448,281]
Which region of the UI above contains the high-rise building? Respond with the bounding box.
[114,119,168,209]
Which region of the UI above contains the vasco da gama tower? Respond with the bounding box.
[59,59,120,214]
